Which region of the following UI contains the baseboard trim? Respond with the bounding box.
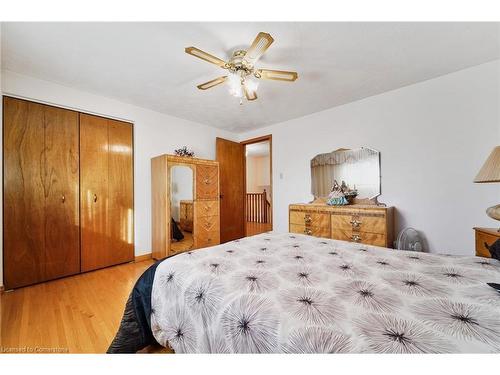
[135,253,152,263]
[0,285,4,294]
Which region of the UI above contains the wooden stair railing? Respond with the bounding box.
[246,190,271,223]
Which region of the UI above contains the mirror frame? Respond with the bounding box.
[310,147,382,202]
[167,162,196,251]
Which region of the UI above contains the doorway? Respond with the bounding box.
[242,136,272,236]
[216,135,272,242]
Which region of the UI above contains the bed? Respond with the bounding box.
[108,232,500,353]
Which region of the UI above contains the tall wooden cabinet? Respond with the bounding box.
[151,155,220,259]
[3,97,134,289]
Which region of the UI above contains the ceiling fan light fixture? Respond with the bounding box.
[186,32,297,103]
[227,71,244,98]
[245,77,259,92]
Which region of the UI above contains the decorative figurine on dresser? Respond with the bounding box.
[289,147,394,247]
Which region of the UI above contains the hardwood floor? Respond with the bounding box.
[245,221,272,236]
[0,260,153,353]
[0,225,270,354]
[170,229,194,254]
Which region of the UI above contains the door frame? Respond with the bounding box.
[240,134,273,234]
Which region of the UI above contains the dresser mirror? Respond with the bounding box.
[311,147,381,201]
[170,165,194,253]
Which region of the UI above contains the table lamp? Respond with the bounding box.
[474,146,500,224]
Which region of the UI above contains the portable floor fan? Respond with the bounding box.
[395,227,424,252]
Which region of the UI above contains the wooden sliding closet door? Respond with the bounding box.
[80,114,110,272]
[4,98,46,288]
[107,119,134,265]
[43,105,80,280]
[3,97,80,289]
[80,114,133,272]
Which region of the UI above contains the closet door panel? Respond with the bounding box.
[80,114,109,272]
[44,106,80,279]
[3,97,46,288]
[107,119,134,265]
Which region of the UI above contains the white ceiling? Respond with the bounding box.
[2,22,499,133]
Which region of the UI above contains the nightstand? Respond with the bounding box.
[473,227,500,258]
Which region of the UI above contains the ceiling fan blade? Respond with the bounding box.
[244,86,258,101]
[257,69,298,82]
[244,32,274,67]
[197,76,227,90]
[185,47,227,68]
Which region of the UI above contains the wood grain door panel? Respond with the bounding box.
[43,105,80,280]
[3,97,46,288]
[107,119,134,266]
[216,137,245,242]
[196,165,218,199]
[80,114,109,272]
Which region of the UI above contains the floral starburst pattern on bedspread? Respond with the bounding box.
[150,232,500,353]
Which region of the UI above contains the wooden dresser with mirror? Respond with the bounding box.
[151,154,220,259]
[289,147,395,248]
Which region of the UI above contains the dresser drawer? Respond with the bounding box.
[290,210,330,227]
[180,200,193,232]
[331,212,386,235]
[290,223,330,238]
[475,229,498,258]
[331,229,386,247]
[195,230,220,248]
[195,215,219,233]
[194,200,219,218]
[196,165,218,200]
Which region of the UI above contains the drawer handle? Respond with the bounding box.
[351,234,362,242]
[61,194,66,203]
[350,219,362,228]
[304,229,312,235]
[204,178,210,185]
[93,194,98,203]
[304,216,312,224]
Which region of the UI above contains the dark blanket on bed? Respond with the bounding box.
[107,258,166,353]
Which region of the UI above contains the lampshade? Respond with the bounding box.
[474,146,500,183]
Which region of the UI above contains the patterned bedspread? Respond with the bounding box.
[150,232,500,353]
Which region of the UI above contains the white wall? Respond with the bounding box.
[0,70,237,281]
[246,155,271,194]
[239,61,500,255]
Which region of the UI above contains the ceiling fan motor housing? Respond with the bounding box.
[228,50,255,77]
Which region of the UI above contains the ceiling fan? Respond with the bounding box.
[185,32,298,104]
